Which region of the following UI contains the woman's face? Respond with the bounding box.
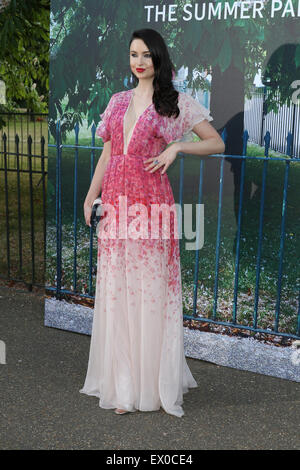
[129,38,154,80]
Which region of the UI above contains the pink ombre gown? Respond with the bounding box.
[79,88,213,417]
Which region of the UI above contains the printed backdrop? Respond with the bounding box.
[46,0,300,340]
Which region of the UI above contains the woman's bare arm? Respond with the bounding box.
[83,140,111,226]
[84,140,111,207]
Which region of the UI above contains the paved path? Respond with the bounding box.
[0,284,299,450]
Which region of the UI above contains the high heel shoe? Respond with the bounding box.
[114,408,129,415]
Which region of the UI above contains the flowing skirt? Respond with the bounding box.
[79,158,198,417]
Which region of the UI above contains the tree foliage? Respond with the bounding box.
[49,0,300,136]
[0,0,50,112]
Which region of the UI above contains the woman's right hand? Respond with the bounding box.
[84,201,93,227]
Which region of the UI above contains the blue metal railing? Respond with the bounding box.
[0,132,47,288]
[182,153,300,339]
[47,121,300,339]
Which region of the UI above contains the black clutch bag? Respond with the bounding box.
[90,197,103,230]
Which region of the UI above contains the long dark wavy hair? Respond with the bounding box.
[129,28,180,118]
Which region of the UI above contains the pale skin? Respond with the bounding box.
[84,40,224,412]
[84,140,111,227]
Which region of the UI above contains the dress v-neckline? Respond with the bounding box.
[123,88,153,155]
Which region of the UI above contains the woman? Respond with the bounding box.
[80,28,225,417]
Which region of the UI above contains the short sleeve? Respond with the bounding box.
[161,92,213,145]
[95,94,115,142]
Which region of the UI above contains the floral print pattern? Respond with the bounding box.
[79,89,213,417]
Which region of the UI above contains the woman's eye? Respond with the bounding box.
[131,54,151,58]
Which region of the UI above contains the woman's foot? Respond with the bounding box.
[114,408,129,414]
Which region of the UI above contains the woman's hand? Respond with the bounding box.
[84,200,93,227]
[143,143,179,175]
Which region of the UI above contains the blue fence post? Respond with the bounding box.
[232,156,246,324]
[41,135,46,267]
[212,157,224,320]
[2,133,10,278]
[192,159,204,318]
[15,133,23,278]
[243,130,249,156]
[73,122,79,293]
[55,120,62,300]
[27,135,35,288]
[274,160,290,332]
[253,133,270,328]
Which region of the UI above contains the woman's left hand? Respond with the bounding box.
[143,143,179,175]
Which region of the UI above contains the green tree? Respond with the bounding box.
[0,0,50,113]
[49,0,300,149]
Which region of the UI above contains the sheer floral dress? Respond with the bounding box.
[79,88,213,417]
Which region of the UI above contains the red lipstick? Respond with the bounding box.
[136,68,145,72]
